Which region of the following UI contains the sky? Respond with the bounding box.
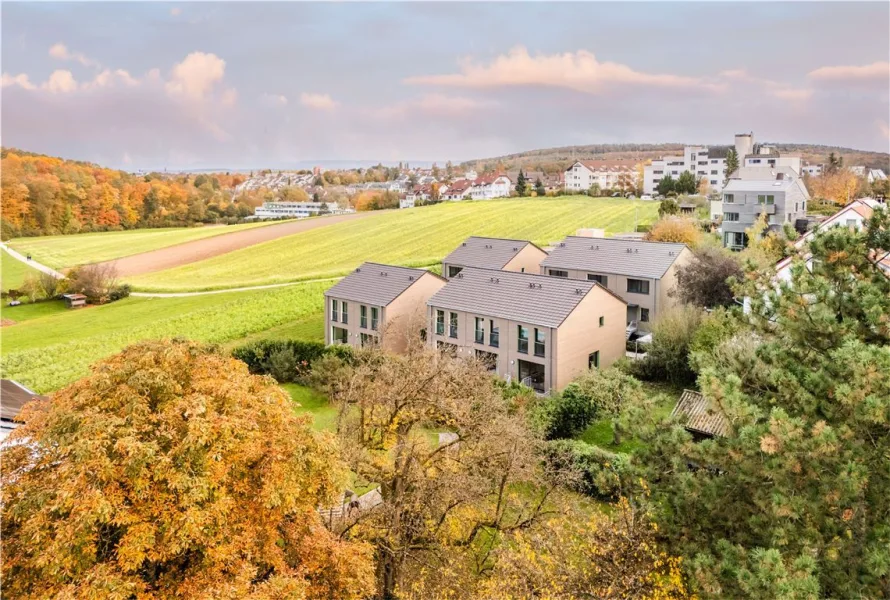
[2,2,889,170]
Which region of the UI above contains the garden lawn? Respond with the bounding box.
[2,281,331,393]
[283,383,338,432]
[7,221,284,270]
[128,197,659,291]
[1,251,43,290]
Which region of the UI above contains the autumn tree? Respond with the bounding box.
[1,340,374,599]
[672,245,743,308]
[626,209,890,598]
[320,342,560,599]
[645,217,702,246]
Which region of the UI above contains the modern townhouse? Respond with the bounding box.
[441,236,548,279]
[427,268,627,393]
[540,237,691,331]
[324,262,446,353]
[720,166,810,250]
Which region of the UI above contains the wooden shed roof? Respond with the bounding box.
[671,389,730,438]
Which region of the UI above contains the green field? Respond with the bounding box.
[1,251,43,290]
[128,197,658,291]
[2,281,330,393]
[6,221,286,270]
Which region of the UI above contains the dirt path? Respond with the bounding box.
[97,212,371,277]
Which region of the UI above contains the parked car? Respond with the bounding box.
[640,194,653,201]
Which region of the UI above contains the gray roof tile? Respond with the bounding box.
[442,236,539,270]
[427,268,620,328]
[541,237,686,279]
[325,262,438,306]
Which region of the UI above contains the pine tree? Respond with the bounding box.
[515,170,528,197]
[724,148,739,183]
[535,177,546,197]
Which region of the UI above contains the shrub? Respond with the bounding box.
[108,283,131,302]
[67,263,120,304]
[19,274,41,303]
[542,439,629,499]
[672,245,743,308]
[531,389,597,440]
[629,306,703,385]
[231,339,353,383]
[38,272,64,299]
[645,217,702,246]
[658,198,680,217]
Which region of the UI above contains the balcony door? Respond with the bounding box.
[517,360,546,393]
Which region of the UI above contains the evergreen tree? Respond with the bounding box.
[535,177,546,197]
[657,174,676,196]
[515,170,528,197]
[625,208,890,598]
[676,171,697,195]
[724,148,739,182]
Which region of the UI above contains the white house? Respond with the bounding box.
[849,166,888,183]
[564,160,637,193]
[253,201,353,219]
[468,174,511,199]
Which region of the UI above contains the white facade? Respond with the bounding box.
[564,161,636,193]
[399,197,416,209]
[801,164,823,177]
[850,166,887,183]
[253,201,352,219]
[468,175,511,199]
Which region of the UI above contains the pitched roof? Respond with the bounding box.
[1,379,46,423]
[443,236,541,270]
[671,389,729,438]
[325,262,441,306]
[570,159,638,173]
[427,267,623,328]
[541,237,687,279]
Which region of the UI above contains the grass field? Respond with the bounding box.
[128,197,659,291]
[6,221,286,269]
[1,299,68,323]
[2,281,331,393]
[1,251,43,290]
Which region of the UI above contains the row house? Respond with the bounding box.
[324,263,446,353]
[564,160,638,193]
[441,236,548,279]
[540,237,691,331]
[427,268,626,393]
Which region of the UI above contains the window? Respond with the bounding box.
[490,320,499,347]
[627,279,650,295]
[802,201,806,212]
[548,269,568,278]
[341,301,348,324]
[751,158,761,164]
[599,316,605,327]
[449,312,458,338]
[724,194,734,203]
[475,349,498,371]
[757,194,775,205]
[331,299,339,322]
[437,340,457,356]
[436,309,445,335]
[448,265,463,278]
[711,159,718,164]
[711,170,718,175]
[725,231,746,250]
[331,326,348,344]
[360,332,376,347]
[588,351,600,369]
[517,325,529,354]
[360,305,368,329]
[653,170,663,175]
[724,212,739,222]
[474,317,485,344]
[711,180,718,185]
[534,328,545,357]
[587,273,608,286]
[641,308,650,322]
[371,307,379,331]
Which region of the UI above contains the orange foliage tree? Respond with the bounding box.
[645,217,703,246]
[1,340,373,599]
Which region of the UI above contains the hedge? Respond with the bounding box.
[542,439,630,500]
[231,339,352,383]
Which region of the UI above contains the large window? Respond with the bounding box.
[361,305,368,329]
[518,360,545,393]
[490,320,499,348]
[757,194,775,205]
[371,307,379,331]
[588,351,600,369]
[331,299,339,322]
[448,265,463,278]
[627,279,650,295]
[449,312,458,338]
[534,328,545,357]
[587,274,608,286]
[724,212,740,222]
[548,269,568,278]
[474,317,485,344]
[725,231,746,250]
[360,333,376,347]
[341,301,348,324]
[724,194,734,203]
[517,325,529,354]
[436,309,445,336]
[331,326,348,344]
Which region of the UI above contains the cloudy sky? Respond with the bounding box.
[2,2,888,170]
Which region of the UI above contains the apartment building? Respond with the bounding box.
[324,262,446,353]
[441,236,548,279]
[564,160,637,193]
[253,201,352,219]
[427,268,626,393]
[643,132,802,195]
[540,237,691,330]
[721,166,810,250]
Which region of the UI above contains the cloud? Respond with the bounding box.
[808,61,890,81]
[170,7,182,16]
[718,69,812,102]
[375,93,495,119]
[165,52,226,100]
[1,73,36,90]
[221,88,238,107]
[260,93,289,107]
[300,92,338,110]
[87,69,139,89]
[406,46,716,94]
[48,43,100,68]
[44,70,78,94]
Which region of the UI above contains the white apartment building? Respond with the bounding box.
[564,160,637,193]
[643,132,802,195]
[253,201,353,219]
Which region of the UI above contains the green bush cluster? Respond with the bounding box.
[628,306,703,385]
[542,439,629,499]
[232,339,352,383]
